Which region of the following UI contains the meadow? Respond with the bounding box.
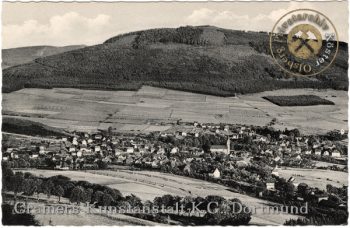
[3,193,159,226]
[278,167,348,189]
[19,169,301,225]
[2,86,347,134]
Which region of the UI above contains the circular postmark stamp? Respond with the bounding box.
[270,9,339,76]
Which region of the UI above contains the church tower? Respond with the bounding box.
[226,136,231,154]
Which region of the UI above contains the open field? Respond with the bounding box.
[278,167,348,189]
[3,193,159,226]
[313,161,346,169]
[19,169,301,225]
[34,203,136,226]
[2,86,347,134]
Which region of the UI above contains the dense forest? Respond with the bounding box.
[263,95,335,106]
[2,117,71,137]
[2,26,348,95]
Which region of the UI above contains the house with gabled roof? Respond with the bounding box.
[331,150,341,157]
[314,149,321,156]
[209,168,221,179]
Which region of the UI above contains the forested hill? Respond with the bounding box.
[2,45,86,69]
[2,26,348,95]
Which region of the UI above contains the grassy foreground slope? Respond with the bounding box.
[2,45,86,69]
[3,26,348,95]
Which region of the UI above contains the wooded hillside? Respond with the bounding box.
[3,26,348,95]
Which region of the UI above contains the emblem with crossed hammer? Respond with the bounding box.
[287,24,323,59]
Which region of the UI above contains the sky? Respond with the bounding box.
[2,1,348,49]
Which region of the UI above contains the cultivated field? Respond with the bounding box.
[3,193,159,226]
[313,161,346,169]
[2,86,347,134]
[278,167,348,189]
[19,169,301,225]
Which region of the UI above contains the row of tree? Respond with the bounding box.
[2,163,252,225]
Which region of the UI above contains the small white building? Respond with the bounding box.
[315,149,321,156]
[274,156,281,162]
[212,168,221,179]
[115,149,123,156]
[304,150,312,155]
[95,135,103,140]
[294,147,301,154]
[31,154,39,159]
[332,150,341,157]
[170,147,179,154]
[126,147,134,154]
[210,145,228,154]
[313,143,321,149]
[236,160,248,168]
[12,153,19,159]
[95,146,101,152]
[157,148,165,155]
[232,134,239,140]
[266,182,275,190]
[259,136,268,142]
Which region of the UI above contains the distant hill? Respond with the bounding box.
[2,117,71,137]
[2,45,86,69]
[2,26,348,95]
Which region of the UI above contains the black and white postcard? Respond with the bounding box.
[1,0,348,226]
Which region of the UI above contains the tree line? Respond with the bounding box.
[2,163,252,225]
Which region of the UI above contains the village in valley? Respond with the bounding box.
[2,119,348,222]
[2,85,348,225]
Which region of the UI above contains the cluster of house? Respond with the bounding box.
[3,131,205,170]
[3,140,62,161]
[2,122,346,176]
[2,122,347,211]
[258,136,344,167]
[180,124,345,164]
